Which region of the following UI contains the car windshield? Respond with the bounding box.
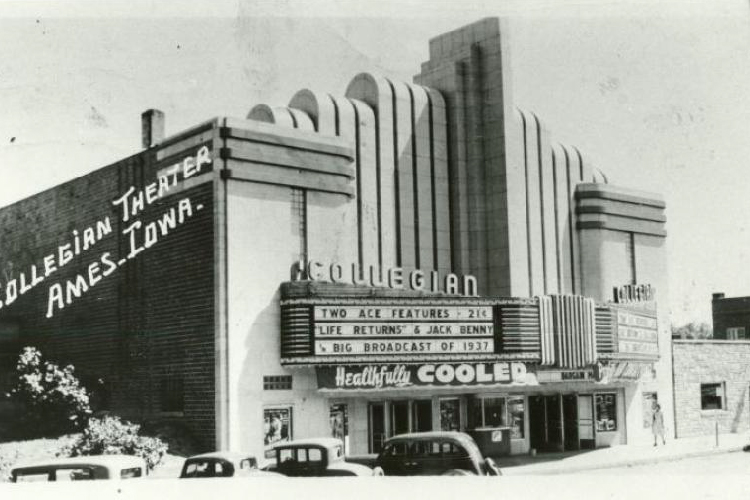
[55,467,95,481]
[14,472,51,482]
[120,467,143,479]
[184,460,232,477]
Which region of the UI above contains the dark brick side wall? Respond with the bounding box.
[0,144,216,449]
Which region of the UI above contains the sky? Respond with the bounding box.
[0,0,748,327]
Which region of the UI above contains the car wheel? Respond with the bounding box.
[441,469,474,476]
[372,466,385,476]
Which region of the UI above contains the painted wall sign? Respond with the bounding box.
[290,260,478,297]
[155,145,213,185]
[316,362,530,390]
[311,303,494,357]
[615,309,659,357]
[613,283,655,304]
[0,144,213,319]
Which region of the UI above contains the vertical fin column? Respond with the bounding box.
[346,74,397,270]
[407,83,434,272]
[424,88,451,278]
[387,79,417,274]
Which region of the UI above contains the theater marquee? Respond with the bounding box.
[279,281,661,366]
[313,304,494,356]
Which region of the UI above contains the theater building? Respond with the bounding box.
[0,18,672,457]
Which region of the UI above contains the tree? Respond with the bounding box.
[671,322,713,339]
[6,347,92,437]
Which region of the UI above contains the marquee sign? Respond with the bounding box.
[312,304,494,356]
[316,362,531,391]
[612,283,655,304]
[291,260,478,297]
[614,308,659,358]
[279,285,661,365]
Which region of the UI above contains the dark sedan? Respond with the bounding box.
[373,431,501,476]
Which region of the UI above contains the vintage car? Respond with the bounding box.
[373,431,502,476]
[266,438,378,477]
[179,451,281,478]
[11,455,147,482]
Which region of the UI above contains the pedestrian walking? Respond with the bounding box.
[652,403,666,446]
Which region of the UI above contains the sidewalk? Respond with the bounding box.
[493,432,749,475]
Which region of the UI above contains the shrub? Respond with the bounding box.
[6,347,92,437]
[61,416,168,471]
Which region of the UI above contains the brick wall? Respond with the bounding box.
[0,142,216,449]
[672,340,750,437]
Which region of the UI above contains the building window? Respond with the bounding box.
[160,375,184,412]
[469,395,525,439]
[264,406,293,458]
[595,393,617,432]
[625,232,636,284]
[701,383,725,410]
[726,327,745,340]
[291,188,307,263]
[263,375,292,390]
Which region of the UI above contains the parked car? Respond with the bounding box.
[266,438,378,476]
[179,451,281,478]
[373,431,502,476]
[11,455,147,482]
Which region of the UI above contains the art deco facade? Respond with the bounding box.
[0,18,670,457]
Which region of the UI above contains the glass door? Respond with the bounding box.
[391,401,410,436]
[368,402,386,453]
[544,394,563,451]
[562,394,579,451]
[412,400,433,432]
[577,394,595,449]
[439,398,460,431]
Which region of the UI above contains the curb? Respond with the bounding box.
[502,445,746,475]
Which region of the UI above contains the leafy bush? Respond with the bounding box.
[6,347,91,437]
[61,416,168,471]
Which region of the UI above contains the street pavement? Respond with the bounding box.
[494,432,749,475]
[579,449,750,474]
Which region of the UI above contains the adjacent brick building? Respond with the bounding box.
[711,292,750,340]
[672,340,750,437]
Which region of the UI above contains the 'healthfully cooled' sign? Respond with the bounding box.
[316,362,530,391]
[312,305,495,356]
